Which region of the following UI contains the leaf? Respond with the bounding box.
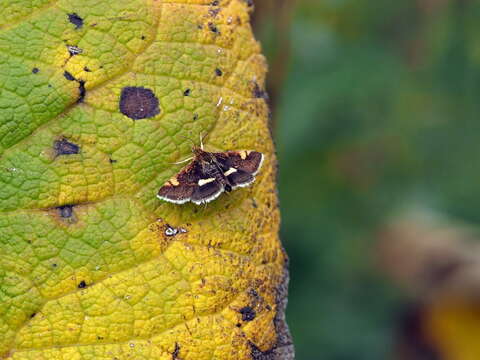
[0,0,293,359]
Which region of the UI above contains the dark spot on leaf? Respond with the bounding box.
[54,138,80,156]
[172,342,180,359]
[215,68,223,76]
[141,35,146,40]
[119,86,160,120]
[211,0,219,5]
[183,89,191,96]
[52,263,58,268]
[78,80,86,103]
[78,280,87,289]
[209,8,221,17]
[109,158,117,164]
[236,323,241,327]
[253,82,269,100]
[244,0,254,6]
[57,205,74,218]
[83,66,91,72]
[64,71,75,81]
[97,336,104,340]
[193,113,199,121]
[30,312,37,318]
[208,22,219,34]
[239,306,256,321]
[32,67,39,74]
[48,84,52,88]
[68,13,83,29]
[197,24,203,30]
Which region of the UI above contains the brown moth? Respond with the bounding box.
[157,140,264,205]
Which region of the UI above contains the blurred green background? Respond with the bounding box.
[254,0,480,359]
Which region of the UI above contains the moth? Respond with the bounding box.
[157,140,264,205]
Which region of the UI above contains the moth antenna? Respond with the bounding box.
[178,134,196,148]
[199,132,209,150]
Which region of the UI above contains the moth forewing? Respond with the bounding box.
[157,146,264,205]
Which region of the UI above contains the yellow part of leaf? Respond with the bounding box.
[0,0,292,359]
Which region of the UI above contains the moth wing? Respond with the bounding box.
[226,169,255,189]
[157,161,199,204]
[191,179,224,205]
[214,151,264,175]
[157,182,195,204]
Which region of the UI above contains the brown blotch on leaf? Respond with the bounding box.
[30,312,37,318]
[249,263,294,359]
[54,138,80,156]
[239,306,256,321]
[67,13,83,29]
[119,86,161,120]
[32,67,39,74]
[78,280,87,289]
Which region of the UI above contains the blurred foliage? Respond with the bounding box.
[254,0,480,359]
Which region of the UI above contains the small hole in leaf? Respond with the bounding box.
[32,67,39,74]
[78,280,87,289]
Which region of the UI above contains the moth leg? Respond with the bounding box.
[170,156,194,165]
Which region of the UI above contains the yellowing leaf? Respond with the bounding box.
[0,0,293,359]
